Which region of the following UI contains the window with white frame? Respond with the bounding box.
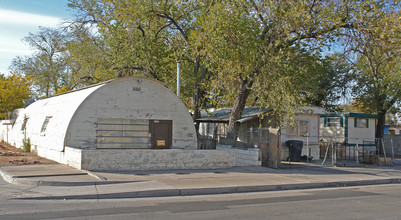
[327,117,341,127]
[288,120,309,136]
[355,118,368,128]
[21,116,29,131]
[40,116,52,133]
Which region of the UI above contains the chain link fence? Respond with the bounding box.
[318,136,401,166]
[199,126,270,149]
[199,123,401,167]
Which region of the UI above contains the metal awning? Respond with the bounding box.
[196,107,271,124]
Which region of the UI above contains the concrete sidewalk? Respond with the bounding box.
[1,162,401,199]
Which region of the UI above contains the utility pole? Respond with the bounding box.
[177,60,180,97]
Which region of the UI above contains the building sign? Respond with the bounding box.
[157,140,166,147]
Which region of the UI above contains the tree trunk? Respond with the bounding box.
[226,77,254,142]
[376,110,386,155]
[376,111,386,139]
[192,54,210,149]
[192,54,201,125]
[193,87,202,133]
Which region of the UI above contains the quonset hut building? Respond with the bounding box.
[1,77,235,170]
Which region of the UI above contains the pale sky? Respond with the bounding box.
[0,0,71,75]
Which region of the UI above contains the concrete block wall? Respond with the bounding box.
[34,144,65,164]
[236,148,261,166]
[64,147,82,170]
[217,144,261,166]
[63,148,236,171]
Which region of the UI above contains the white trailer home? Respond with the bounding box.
[320,112,378,145]
[281,106,325,160]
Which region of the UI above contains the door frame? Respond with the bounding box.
[149,120,172,149]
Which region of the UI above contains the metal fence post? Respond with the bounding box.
[249,127,254,148]
[334,142,338,166]
[356,139,359,165]
[331,142,334,167]
[391,138,395,166]
[381,138,387,165]
[306,135,309,166]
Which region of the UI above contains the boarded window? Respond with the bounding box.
[288,120,309,136]
[96,118,150,149]
[40,116,52,133]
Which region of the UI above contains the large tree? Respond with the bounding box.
[0,73,32,119]
[10,27,77,97]
[67,0,212,131]
[302,53,353,110]
[196,0,355,139]
[342,0,401,139]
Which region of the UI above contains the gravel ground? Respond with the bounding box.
[0,142,56,166]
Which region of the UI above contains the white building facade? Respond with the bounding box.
[0,77,237,170]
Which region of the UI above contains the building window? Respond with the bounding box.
[288,120,309,136]
[355,118,369,128]
[40,116,52,133]
[96,118,150,149]
[21,116,29,131]
[326,117,342,127]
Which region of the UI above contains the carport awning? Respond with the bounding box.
[196,107,271,124]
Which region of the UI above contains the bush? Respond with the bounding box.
[22,138,31,152]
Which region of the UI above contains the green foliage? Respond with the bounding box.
[195,0,353,126]
[67,0,190,81]
[0,73,32,119]
[54,86,71,95]
[6,0,401,137]
[341,0,401,137]
[22,138,31,153]
[302,53,354,110]
[10,27,78,97]
[67,0,213,114]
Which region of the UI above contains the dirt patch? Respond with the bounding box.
[0,142,56,166]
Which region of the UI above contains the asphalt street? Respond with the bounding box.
[0,180,400,219]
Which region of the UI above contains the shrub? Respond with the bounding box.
[22,138,31,152]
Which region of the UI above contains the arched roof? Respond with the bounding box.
[10,77,196,152]
[11,83,104,151]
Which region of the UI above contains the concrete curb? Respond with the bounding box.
[2,167,401,199]
[18,179,401,200]
[142,178,401,198]
[0,167,99,186]
[0,168,15,184]
[82,169,107,181]
[177,178,401,197]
